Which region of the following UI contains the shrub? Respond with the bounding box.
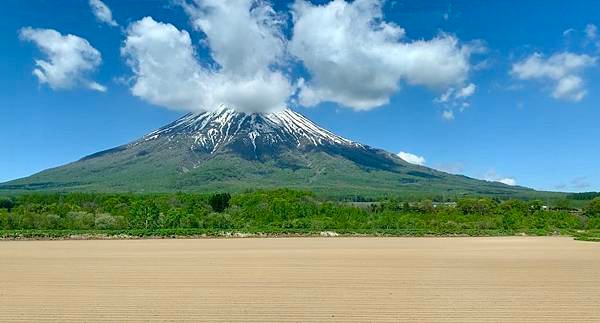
[129,200,160,229]
[0,191,590,236]
[209,193,231,213]
[65,211,95,229]
[554,199,571,210]
[46,214,62,229]
[585,198,600,218]
[201,212,234,230]
[0,197,15,211]
[502,211,523,230]
[95,213,117,230]
[457,198,495,215]
[0,209,8,229]
[587,218,600,229]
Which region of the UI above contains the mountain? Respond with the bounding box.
[0,107,546,198]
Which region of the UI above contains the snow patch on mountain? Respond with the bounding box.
[141,106,362,153]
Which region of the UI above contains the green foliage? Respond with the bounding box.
[65,211,95,230]
[46,214,62,229]
[0,191,588,236]
[554,199,572,210]
[130,200,160,229]
[528,200,545,211]
[573,230,600,242]
[0,209,7,228]
[457,198,496,215]
[0,197,15,211]
[567,192,600,200]
[585,197,600,218]
[208,193,231,213]
[0,147,565,202]
[95,213,118,230]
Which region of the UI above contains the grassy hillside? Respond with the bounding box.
[0,149,562,201]
[0,109,567,201]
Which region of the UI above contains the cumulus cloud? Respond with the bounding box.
[120,0,480,113]
[121,18,205,111]
[289,0,479,111]
[511,52,596,102]
[441,110,454,120]
[89,0,118,27]
[484,170,516,186]
[19,27,106,92]
[122,1,293,113]
[179,0,286,78]
[397,151,426,166]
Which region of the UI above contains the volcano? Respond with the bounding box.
[1,107,536,198]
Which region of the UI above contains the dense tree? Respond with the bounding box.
[457,198,495,215]
[528,200,545,212]
[0,197,15,211]
[209,193,231,213]
[585,197,600,218]
[95,213,118,230]
[46,214,62,229]
[0,191,587,234]
[567,192,600,200]
[130,200,160,229]
[555,199,571,210]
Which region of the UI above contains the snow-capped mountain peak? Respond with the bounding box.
[142,107,362,154]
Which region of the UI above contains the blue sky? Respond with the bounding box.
[1,0,599,192]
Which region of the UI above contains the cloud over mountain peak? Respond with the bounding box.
[119,0,479,113]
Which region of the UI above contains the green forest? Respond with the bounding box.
[1,190,600,239]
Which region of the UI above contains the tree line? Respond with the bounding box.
[567,192,600,200]
[0,191,599,235]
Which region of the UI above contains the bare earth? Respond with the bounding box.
[1,237,599,322]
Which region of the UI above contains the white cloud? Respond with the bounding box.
[441,110,454,120]
[437,89,453,103]
[553,75,585,101]
[484,170,517,186]
[89,0,118,27]
[122,8,293,113]
[455,83,476,98]
[397,151,426,166]
[562,28,575,37]
[511,52,596,102]
[289,0,479,110]
[585,24,600,49]
[497,178,516,186]
[180,0,286,78]
[435,82,476,115]
[19,27,106,92]
[586,24,598,41]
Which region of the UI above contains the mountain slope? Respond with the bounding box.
[1,107,544,198]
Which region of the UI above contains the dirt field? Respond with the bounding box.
[0,237,599,322]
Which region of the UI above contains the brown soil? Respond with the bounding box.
[1,237,599,322]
